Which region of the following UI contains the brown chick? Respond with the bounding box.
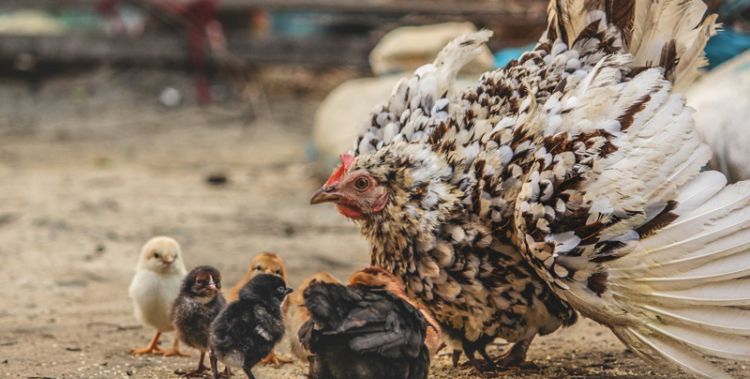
[348,267,444,359]
[227,252,291,366]
[282,272,342,361]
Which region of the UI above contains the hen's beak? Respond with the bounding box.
[310,187,341,205]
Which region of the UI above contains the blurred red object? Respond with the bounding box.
[97,0,225,104]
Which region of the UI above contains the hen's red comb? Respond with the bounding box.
[324,153,354,187]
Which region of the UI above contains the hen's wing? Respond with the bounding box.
[353,31,492,157]
[508,2,750,379]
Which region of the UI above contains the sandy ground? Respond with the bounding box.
[0,69,747,379]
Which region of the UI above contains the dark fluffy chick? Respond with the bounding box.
[171,265,226,377]
[210,273,292,379]
[299,280,429,379]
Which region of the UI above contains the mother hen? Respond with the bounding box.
[311,1,750,378]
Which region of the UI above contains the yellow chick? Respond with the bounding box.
[128,236,188,356]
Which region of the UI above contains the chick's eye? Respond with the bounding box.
[354,177,370,191]
[153,252,161,259]
[255,266,262,271]
[275,270,281,275]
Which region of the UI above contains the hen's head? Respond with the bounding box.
[310,143,457,227]
[310,153,390,219]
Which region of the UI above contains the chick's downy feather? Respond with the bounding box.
[210,273,291,379]
[130,236,187,332]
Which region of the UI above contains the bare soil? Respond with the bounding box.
[0,68,746,379]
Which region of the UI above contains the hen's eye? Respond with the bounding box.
[354,177,370,191]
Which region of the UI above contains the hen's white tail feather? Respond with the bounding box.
[622,327,734,379]
[600,177,750,378]
[646,323,750,361]
[635,305,750,336]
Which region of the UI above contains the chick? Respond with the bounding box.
[172,266,226,377]
[299,272,430,379]
[210,273,293,379]
[347,267,444,359]
[129,236,188,356]
[282,272,341,361]
[227,251,291,366]
[227,252,287,301]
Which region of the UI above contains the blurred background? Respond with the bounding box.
[0,1,747,378]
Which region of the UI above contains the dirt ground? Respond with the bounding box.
[0,68,747,379]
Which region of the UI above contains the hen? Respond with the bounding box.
[299,277,430,379]
[312,1,750,378]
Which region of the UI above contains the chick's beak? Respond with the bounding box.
[310,186,341,205]
[285,288,294,295]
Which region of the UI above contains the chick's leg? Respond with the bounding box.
[210,350,220,379]
[163,337,190,357]
[177,351,207,377]
[494,336,534,367]
[258,350,292,366]
[130,331,165,355]
[242,355,259,379]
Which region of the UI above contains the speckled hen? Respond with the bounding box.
[312,1,750,378]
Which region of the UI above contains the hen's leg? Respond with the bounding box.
[461,341,494,377]
[130,331,164,355]
[451,349,462,367]
[478,345,498,372]
[494,336,533,367]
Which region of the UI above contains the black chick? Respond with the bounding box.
[171,265,226,377]
[299,280,430,379]
[210,273,292,379]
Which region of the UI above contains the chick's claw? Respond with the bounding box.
[130,331,165,355]
[163,348,190,358]
[130,345,164,356]
[259,351,292,367]
[162,339,190,357]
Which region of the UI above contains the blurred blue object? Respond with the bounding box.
[705,29,750,70]
[271,12,323,37]
[494,43,535,68]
